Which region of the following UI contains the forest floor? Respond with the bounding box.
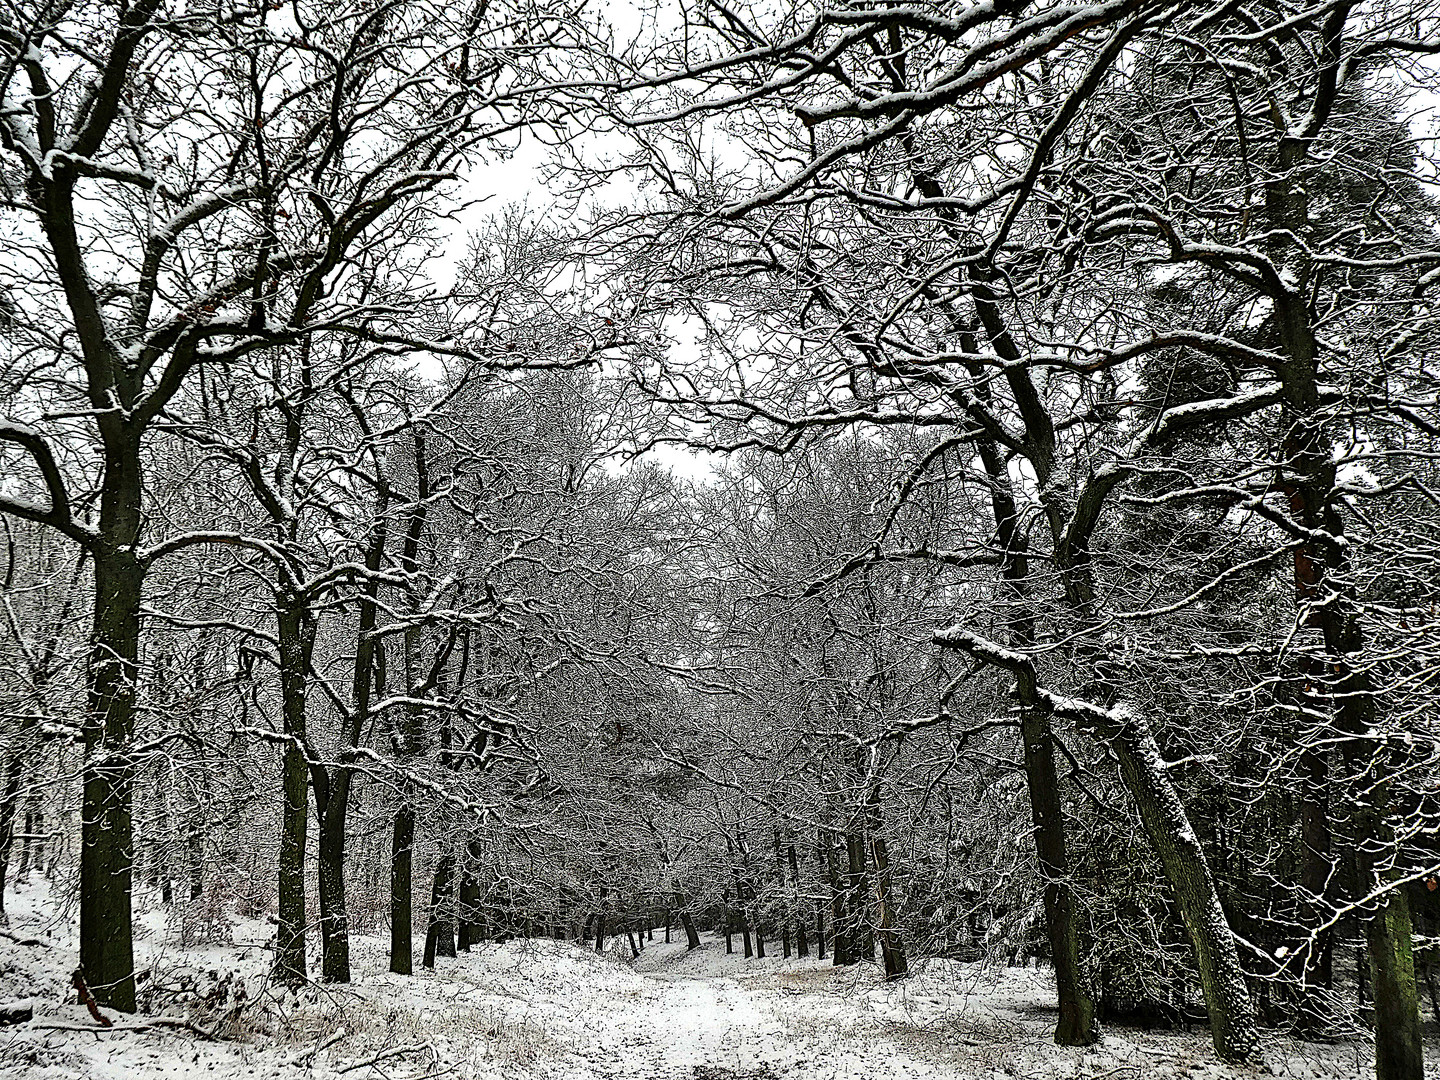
[0,877,1433,1080]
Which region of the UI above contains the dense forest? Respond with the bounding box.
[1,1,1439,1078]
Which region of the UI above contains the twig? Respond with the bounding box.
[337,1042,432,1073]
[286,1027,347,1067]
[29,1018,219,1039]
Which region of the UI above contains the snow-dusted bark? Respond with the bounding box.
[937,627,1260,1062]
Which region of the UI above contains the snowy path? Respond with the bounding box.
[0,900,1418,1080]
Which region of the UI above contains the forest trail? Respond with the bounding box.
[0,886,1407,1080]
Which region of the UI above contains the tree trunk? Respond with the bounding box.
[273,601,314,987]
[821,834,850,965]
[1020,707,1093,1042]
[80,547,142,1012]
[1108,711,1259,1063]
[845,824,874,961]
[870,831,908,981]
[1367,868,1423,1080]
[973,422,1098,1045]
[423,854,456,967]
[457,866,480,952]
[0,749,25,921]
[787,844,809,958]
[315,780,352,983]
[1297,742,1334,1026]
[389,801,415,974]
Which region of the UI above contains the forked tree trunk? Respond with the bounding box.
[845,825,874,961]
[943,627,1258,1062]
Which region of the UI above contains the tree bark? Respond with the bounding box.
[389,802,415,974]
[787,844,809,958]
[81,547,142,1012]
[315,782,351,982]
[273,600,314,987]
[1107,711,1258,1063]
[820,834,851,966]
[870,831,908,980]
[1021,706,1093,1042]
[0,750,25,922]
[423,854,456,967]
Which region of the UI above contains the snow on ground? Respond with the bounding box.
[1,877,1435,1079]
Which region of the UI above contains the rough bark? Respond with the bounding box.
[273,601,314,987]
[389,803,415,974]
[422,855,456,968]
[80,547,142,1012]
[1021,705,1094,1043]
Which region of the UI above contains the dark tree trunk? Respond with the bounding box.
[315,781,352,982]
[81,547,142,1012]
[457,867,480,952]
[389,801,415,974]
[870,831,908,981]
[787,843,809,958]
[0,749,25,921]
[315,500,386,984]
[423,854,456,967]
[1297,742,1334,1025]
[821,834,850,965]
[273,601,314,987]
[845,825,874,961]
[1020,707,1092,1041]
[594,912,607,955]
[16,806,31,877]
[973,425,1096,1046]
